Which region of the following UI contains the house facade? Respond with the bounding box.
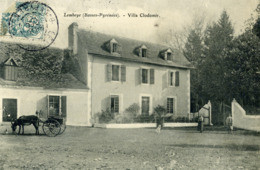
[0,43,90,126]
[0,23,192,126]
[68,22,192,119]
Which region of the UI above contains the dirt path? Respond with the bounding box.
[0,126,259,169]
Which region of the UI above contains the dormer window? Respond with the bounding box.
[141,48,147,57]
[167,52,172,60]
[164,49,173,61]
[109,38,118,53]
[112,43,117,53]
[3,57,18,81]
[139,45,147,58]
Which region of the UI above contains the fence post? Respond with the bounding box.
[208,100,212,125]
[231,98,236,125]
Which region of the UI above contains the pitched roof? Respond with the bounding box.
[0,73,88,89]
[77,29,193,69]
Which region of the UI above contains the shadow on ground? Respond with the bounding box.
[165,143,260,151]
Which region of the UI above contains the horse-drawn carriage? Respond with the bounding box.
[41,115,66,137]
[11,110,66,137]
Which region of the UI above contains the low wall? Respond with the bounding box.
[232,99,260,132]
[94,123,198,129]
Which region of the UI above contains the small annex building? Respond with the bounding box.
[0,42,91,126]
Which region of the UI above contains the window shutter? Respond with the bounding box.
[167,71,170,87]
[61,96,67,119]
[175,71,180,86]
[107,64,112,81]
[121,65,126,82]
[139,68,142,84]
[115,96,119,113]
[150,69,154,84]
[47,95,50,118]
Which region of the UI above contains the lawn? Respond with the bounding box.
[0,126,259,169]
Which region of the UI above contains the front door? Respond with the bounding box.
[2,99,17,122]
[141,97,150,116]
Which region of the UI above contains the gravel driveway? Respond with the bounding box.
[0,126,259,169]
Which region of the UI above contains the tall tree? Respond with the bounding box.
[226,31,260,106]
[201,10,234,103]
[226,3,260,107]
[183,28,204,111]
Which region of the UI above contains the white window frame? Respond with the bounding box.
[112,43,118,53]
[141,66,155,85]
[141,68,149,84]
[111,64,120,82]
[141,48,147,57]
[167,96,177,114]
[110,93,123,113]
[168,70,176,87]
[47,95,67,117]
[164,49,173,61]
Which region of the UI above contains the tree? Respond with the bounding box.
[253,3,260,38]
[201,10,234,103]
[225,2,260,108]
[183,28,205,112]
[226,30,260,106]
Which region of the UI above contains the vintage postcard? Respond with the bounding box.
[0,0,259,169]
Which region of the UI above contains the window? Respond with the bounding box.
[169,71,174,86]
[112,65,120,81]
[107,64,126,82]
[111,95,119,113]
[164,49,172,61]
[142,69,148,84]
[138,45,147,57]
[112,43,117,53]
[168,71,180,87]
[3,58,18,81]
[141,68,155,84]
[166,52,172,60]
[141,48,147,57]
[167,98,174,114]
[175,71,179,86]
[4,65,18,81]
[48,95,67,118]
[109,38,118,53]
[141,96,150,116]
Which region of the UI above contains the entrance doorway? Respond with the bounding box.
[2,99,17,122]
[141,96,150,116]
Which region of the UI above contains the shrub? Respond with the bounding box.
[125,103,140,118]
[154,105,167,118]
[95,108,114,123]
[114,103,140,123]
[135,114,155,123]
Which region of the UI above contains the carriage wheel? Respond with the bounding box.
[42,119,61,137]
[59,123,66,135]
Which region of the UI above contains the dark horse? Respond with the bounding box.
[11,115,39,135]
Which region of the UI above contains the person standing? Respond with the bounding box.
[198,115,204,133]
[226,114,233,134]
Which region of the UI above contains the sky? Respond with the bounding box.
[0,0,259,49]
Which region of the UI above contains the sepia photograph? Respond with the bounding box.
[0,0,259,169]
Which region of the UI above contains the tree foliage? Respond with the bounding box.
[184,8,260,115]
[19,48,64,86]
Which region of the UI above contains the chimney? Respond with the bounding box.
[68,22,78,55]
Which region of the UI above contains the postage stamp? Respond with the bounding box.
[1,1,59,51]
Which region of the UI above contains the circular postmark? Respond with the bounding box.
[8,1,59,51]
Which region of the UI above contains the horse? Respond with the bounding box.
[11,115,40,135]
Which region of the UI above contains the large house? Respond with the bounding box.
[68,22,192,120]
[0,23,192,126]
